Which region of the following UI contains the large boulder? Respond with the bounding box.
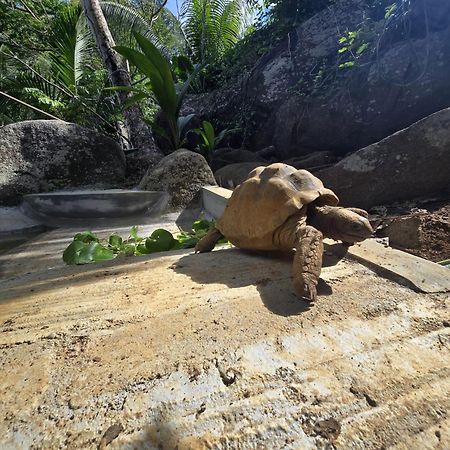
[283,151,337,170]
[0,120,126,206]
[317,107,450,208]
[215,162,266,188]
[210,148,266,172]
[183,0,450,159]
[139,149,216,210]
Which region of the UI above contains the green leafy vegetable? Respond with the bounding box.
[62,220,227,265]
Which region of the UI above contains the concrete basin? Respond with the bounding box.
[21,189,168,221]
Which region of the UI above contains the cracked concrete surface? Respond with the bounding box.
[0,222,449,449]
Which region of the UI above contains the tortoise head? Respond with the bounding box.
[310,206,374,243]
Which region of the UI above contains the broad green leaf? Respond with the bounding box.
[109,234,123,247]
[338,36,347,44]
[90,243,115,262]
[338,47,348,54]
[192,219,213,233]
[179,236,198,248]
[121,244,136,255]
[136,243,151,255]
[145,229,176,253]
[133,32,177,116]
[114,46,164,87]
[63,240,85,265]
[176,63,202,115]
[202,121,215,150]
[73,231,99,243]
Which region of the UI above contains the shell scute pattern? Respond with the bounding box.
[216,163,339,250]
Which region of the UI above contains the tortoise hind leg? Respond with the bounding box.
[195,227,224,253]
[292,225,324,302]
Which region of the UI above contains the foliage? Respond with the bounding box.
[114,31,201,150]
[191,120,237,160]
[181,0,246,66]
[203,0,336,87]
[0,1,117,128]
[48,3,93,92]
[63,220,225,265]
[0,0,189,132]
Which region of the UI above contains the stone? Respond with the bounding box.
[124,148,162,187]
[255,145,277,160]
[0,120,126,206]
[138,149,216,210]
[380,216,423,249]
[214,162,266,188]
[183,0,450,159]
[283,151,337,170]
[317,107,450,208]
[210,148,266,173]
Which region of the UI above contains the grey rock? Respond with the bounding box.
[317,107,450,208]
[379,215,423,249]
[210,148,266,172]
[139,149,216,210]
[215,162,266,188]
[183,0,450,159]
[0,120,126,206]
[283,151,337,170]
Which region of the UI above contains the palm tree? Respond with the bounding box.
[181,0,246,65]
[81,0,163,162]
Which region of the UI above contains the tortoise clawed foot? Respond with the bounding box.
[195,239,215,253]
[293,275,317,302]
[195,228,223,253]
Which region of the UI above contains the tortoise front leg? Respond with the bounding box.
[195,227,224,253]
[293,225,324,302]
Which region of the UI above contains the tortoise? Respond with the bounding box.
[195,163,373,301]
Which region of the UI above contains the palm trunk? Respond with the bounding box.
[80,0,163,169]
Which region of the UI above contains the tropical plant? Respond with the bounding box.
[100,1,186,57]
[62,220,225,265]
[192,120,237,160]
[48,3,93,93]
[114,31,201,150]
[181,0,247,66]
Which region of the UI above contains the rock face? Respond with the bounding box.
[317,107,450,208]
[139,149,216,209]
[215,162,265,188]
[184,0,450,159]
[0,120,126,206]
[210,148,266,172]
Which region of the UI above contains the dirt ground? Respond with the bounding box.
[374,199,450,263]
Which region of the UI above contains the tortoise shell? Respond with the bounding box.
[216,163,339,250]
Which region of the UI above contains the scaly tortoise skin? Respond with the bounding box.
[195,163,373,301]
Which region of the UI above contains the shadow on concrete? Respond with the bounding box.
[122,406,202,450]
[0,232,347,317]
[174,245,346,317]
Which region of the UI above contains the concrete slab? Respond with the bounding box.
[344,239,450,293]
[0,216,449,449]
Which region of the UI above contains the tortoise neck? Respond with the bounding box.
[308,205,339,239]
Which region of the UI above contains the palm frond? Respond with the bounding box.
[48,3,93,92]
[181,0,245,64]
[100,1,170,57]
